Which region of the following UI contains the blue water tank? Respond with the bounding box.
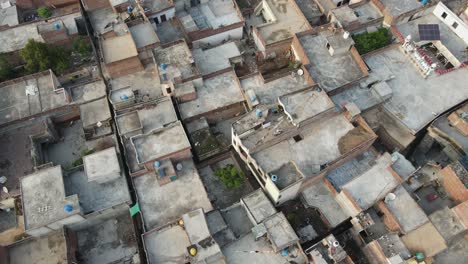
[54,23,61,30]
[127,6,133,13]
[281,249,288,256]
[160,64,167,70]
[256,109,262,118]
[421,0,428,5]
[64,204,73,213]
[154,161,161,168]
[159,168,166,177]
[120,94,129,100]
[271,174,278,182]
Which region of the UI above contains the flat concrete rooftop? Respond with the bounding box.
[143,0,173,14]
[64,168,130,214]
[144,207,225,264]
[133,159,213,230]
[240,73,311,106]
[102,33,139,63]
[21,166,81,231]
[153,41,198,80]
[75,211,139,263]
[79,97,111,128]
[279,87,335,125]
[301,180,348,228]
[364,46,468,133]
[129,22,160,49]
[0,118,49,195]
[325,150,377,191]
[429,207,465,242]
[253,0,311,45]
[192,41,241,75]
[88,7,120,35]
[353,2,383,23]
[241,189,277,224]
[385,186,429,233]
[0,5,18,27]
[0,12,81,53]
[7,230,68,264]
[0,71,69,126]
[116,98,178,135]
[70,80,107,104]
[432,107,468,151]
[397,13,468,63]
[264,212,299,250]
[379,0,422,17]
[401,222,447,257]
[251,113,368,176]
[131,121,190,164]
[144,224,191,264]
[177,0,242,31]
[222,232,306,264]
[109,64,162,100]
[341,153,400,209]
[178,71,244,120]
[299,32,364,92]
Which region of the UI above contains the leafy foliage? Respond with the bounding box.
[73,36,92,58]
[352,28,392,54]
[214,164,244,189]
[37,7,52,19]
[20,39,70,75]
[71,149,96,167]
[0,53,13,82]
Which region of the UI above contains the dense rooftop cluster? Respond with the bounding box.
[0,0,467,263]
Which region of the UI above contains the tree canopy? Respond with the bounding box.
[20,39,70,75]
[353,28,392,54]
[73,36,92,58]
[0,54,13,82]
[214,164,244,189]
[37,7,52,19]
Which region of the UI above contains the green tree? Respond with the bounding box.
[20,39,70,75]
[73,36,92,58]
[214,164,244,189]
[37,7,52,19]
[0,54,14,82]
[352,28,392,54]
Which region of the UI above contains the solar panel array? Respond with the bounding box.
[418,24,441,41]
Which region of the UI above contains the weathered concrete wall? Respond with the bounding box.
[182,101,246,124]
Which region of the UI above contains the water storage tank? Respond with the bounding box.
[384,193,396,203]
[54,23,61,30]
[256,108,262,118]
[343,31,350,39]
[160,64,167,70]
[154,161,161,168]
[64,204,73,213]
[271,174,278,182]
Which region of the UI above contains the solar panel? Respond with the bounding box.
[418,24,440,41]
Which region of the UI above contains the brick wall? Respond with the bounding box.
[376,201,402,233]
[182,101,246,124]
[187,21,244,41]
[106,56,144,78]
[440,165,468,204]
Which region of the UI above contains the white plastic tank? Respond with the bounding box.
[343,31,350,39]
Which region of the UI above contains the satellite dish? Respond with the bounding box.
[297,69,304,76]
[2,186,8,193]
[96,121,103,127]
